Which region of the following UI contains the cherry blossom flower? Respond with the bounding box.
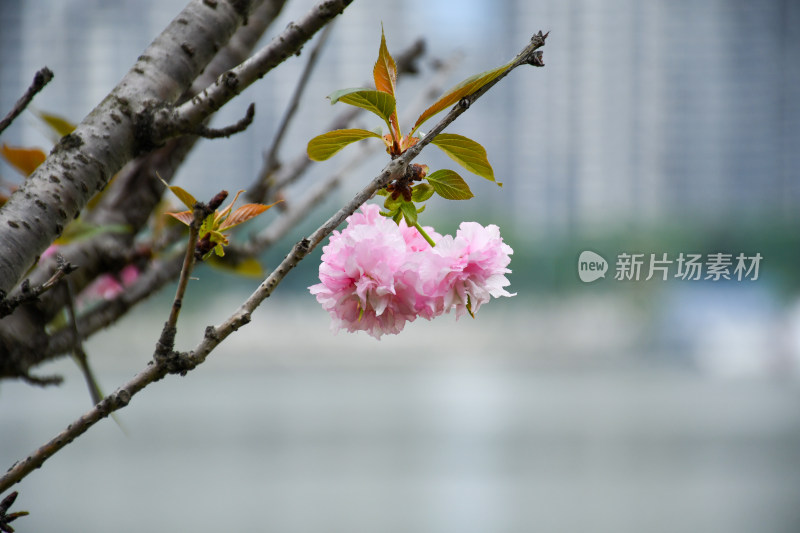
[429,222,515,319]
[309,205,418,338]
[80,264,140,304]
[309,203,514,338]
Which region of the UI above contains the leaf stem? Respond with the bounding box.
[414,222,437,247]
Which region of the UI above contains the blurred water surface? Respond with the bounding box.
[2,296,799,533]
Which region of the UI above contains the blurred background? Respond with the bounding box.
[1,0,800,531]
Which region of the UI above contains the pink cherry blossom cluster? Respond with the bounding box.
[309,203,515,338]
[42,245,140,306]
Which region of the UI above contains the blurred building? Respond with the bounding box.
[1,0,799,241]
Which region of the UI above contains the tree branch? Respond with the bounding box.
[0,255,76,318]
[186,31,549,363]
[246,37,427,204]
[44,38,429,355]
[0,31,546,494]
[154,0,354,141]
[0,0,288,380]
[0,0,263,298]
[250,22,335,201]
[155,201,209,361]
[0,67,53,136]
[190,102,256,138]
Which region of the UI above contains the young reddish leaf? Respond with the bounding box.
[373,25,401,142]
[431,133,496,182]
[329,89,396,126]
[219,201,279,230]
[36,111,76,137]
[425,169,474,200]
[1,144,46,176]
[215,190,245,224]
[412,60,513,134]
[307,129,383,161]
[373,25,397,96]
[167,210,195,226]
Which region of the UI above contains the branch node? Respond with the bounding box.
[204,325,220,342]
[114,389,131,408]
[528,51,545,67]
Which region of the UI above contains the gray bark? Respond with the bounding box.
[0,0,353,377]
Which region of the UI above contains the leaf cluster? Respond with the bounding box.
[306,26,508,228]
[164,185,278,261]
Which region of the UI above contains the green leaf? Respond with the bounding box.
[412,60,513,134]
[55,221,130,245]
[170,185,198,210]
[399,201,417,226]
[425,169,474,200]
[431,133,495,182]
[156,172,197,209]
[36,111,76,137]
[411,183,434,202]
[207,255,264,278]
[328,87,371,103]
[307,129,383,161]
[329,89,396,125]
[383,195,401,210]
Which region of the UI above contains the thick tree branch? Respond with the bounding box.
[0,31,547,493]
[0,0,287,379]
[0,0,264,298]
[153,0,354,140]
[44,39,429,357]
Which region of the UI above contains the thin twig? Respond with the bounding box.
[155,202,207,360]
[243,50,462,254]
[257,23,334,193]
[192,103,256,139]
[187,31,549,364]
[41,37,429,350]
[45,254,184,356]
[0,67,53,136]
[0,255,76,318]
[0,32,546,494]
[64,280,102,406]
